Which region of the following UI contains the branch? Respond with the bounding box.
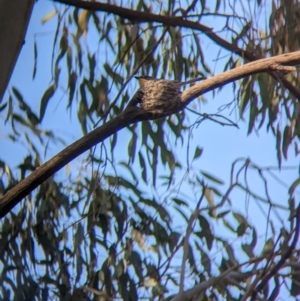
[172,270,256,301]
[171,271,233,301]
[1,51,300,218]
[171,246,296,301]
[53,0,300,99]
[250,204,300,301]
[181,53,300,105]
[0,109,135,218]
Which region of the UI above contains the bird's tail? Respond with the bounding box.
[178,76,206,86]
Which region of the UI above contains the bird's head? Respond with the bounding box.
[135,75,158,87]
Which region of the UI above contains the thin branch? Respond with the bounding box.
[53,0,300,100]
[181,57,300,105]
[171,270,235,301]
[172,246,297,301]
[1,51,300,218]
[100,28,168,122]
[250,204,300,301]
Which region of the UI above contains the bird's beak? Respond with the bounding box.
[135,76,147,87]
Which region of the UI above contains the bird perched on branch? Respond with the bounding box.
[130,75,205,115]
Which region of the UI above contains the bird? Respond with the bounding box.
[130,75,205,115]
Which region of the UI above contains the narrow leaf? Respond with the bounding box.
[276,124,282,169]
[193,146,203,160]
[39,84,56,122]
[282,125,293,159]
[201,170,224,185]
[32,41,37,79]
[41,10,57,24]
[138,152,147,182]
[0,102,7,112]
[5,95,12,124]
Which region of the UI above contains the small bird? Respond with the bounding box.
[130,75,205,115]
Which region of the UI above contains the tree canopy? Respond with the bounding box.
[1,0,300,300]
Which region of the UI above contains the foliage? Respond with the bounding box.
[1,0,300,300]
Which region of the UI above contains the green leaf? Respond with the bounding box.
[32,41,37,80]
[232,212,247,224]
[250,227,257,250]
[5,95,13,124]
[237,223,247,236]
[248,93,258,135]
[200,246,211,273]
[39,84,56,122]
[119,161,137,183]
[41,10,57,24]
[261,238,274,255]
[66,47,72,75]
[68,72,77,107]
[291,265,300,296]
[88,53,96,84]
[223,219,235,232]
[172,198,188,207]
[12,87,27,108]
[282,125,293,159]
[173,206,189,223]
[187,243,198,273]
[233,212,248,236]
[224,242,238,266]
[197,215,213,250]
[78,10,90,34]
[258,72,271,108]
[138,151,147,183]
[276,124,282,169]
[217,210,230,218]
[201,170,224,185]
[239,77,251,117]
[128,133,137,164]
[168,231,181,251]
[215,0,221,12]
[0,102,7,112]
[241,243,254,258]
[152,146,158,187]
[104,63,123,84]
[288,178,300,197]
[27,111,39,126]
[193,146,203,160]
[78,83,88,134]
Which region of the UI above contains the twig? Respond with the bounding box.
[250,204,300,301]
[98,28,168,123]
[1,51,300,217]
[55,0,300,100]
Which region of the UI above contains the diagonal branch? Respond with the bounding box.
[250,204,300,301]
[181,53,300,105]
[0,51,300,218]
[0,109,135,218]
